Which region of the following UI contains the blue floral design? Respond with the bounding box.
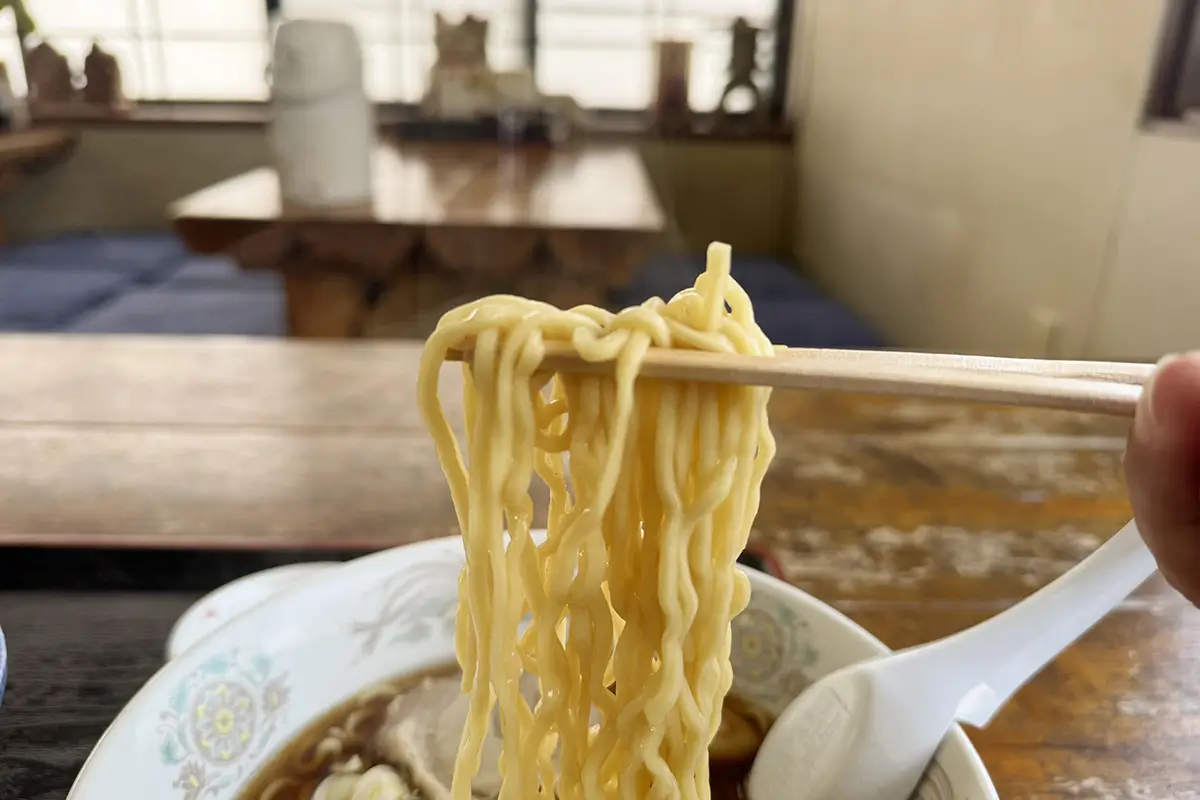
[157,648,290,799]
[730,595,819,710]
[729,593,956,800]
[731,607,786,680]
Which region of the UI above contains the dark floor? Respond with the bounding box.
[0,231,881,348]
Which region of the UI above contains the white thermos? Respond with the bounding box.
[268,19,374,209]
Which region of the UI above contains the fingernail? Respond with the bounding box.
[1141,353,1179,431]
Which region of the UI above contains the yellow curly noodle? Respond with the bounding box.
[417,242,777,800]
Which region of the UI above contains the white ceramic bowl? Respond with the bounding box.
[0,623,7,707]
[67,536,999,800]
[164,562,336,661]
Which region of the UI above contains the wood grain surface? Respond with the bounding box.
[168,142,665,337]
[0,333,1192,799]
[0,129,75,169]
[168,142,666,233]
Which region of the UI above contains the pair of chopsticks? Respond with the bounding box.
[447,344,1151,418]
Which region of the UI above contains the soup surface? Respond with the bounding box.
[239,664,773,800]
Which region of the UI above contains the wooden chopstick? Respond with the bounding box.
[445,344,1148,417]
[771,347,1153,385]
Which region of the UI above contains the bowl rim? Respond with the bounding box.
[0,623,6,706]
[162,561,338,662]
[67,535,1000,799]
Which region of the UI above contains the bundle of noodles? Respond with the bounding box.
[417,242,776,800]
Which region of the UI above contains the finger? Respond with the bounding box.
[1124,353,1200,600]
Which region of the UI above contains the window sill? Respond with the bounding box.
[1141,115,1200,141]
[29,101,793,144]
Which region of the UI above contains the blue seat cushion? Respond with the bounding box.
[752,299,882,349]
[165,256,283,292]
[0,267,130,332]
[0,232,188,283]
[68,286,286,336]
[613,252,882,349]
[609,252,702,308]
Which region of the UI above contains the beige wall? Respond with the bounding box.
[1090,126,1200,360]
[2,127,794,257]
[789,0,1199,359]
[4,129,270,240]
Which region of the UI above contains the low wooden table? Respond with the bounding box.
[170,142,667,339]
[0,333,1190,796]
[0,127,76,242]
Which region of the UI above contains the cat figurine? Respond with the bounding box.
[421,13,506,118]
[433,12,488,70]
[420,11,579,130]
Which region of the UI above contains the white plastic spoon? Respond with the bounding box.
[747,519,1157,800]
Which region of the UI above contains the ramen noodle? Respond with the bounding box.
[417,242,776,800]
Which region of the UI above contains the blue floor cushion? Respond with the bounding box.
[752,298,882,349]
[0,267,129,332]
[611,252,881,349]
[0,232,187,284]
[165,255,283,291]
[69,286,286,336]
[0,232,881,349]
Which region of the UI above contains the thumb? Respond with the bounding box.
[1123,353,1200,601]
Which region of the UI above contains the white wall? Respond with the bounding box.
[789,0,1198,359]
[1089,126,1200,359]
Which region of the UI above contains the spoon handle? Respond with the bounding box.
[940,520,1157,727]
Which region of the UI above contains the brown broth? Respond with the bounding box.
[239,664,771,800]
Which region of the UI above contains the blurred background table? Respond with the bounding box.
[0,129,75,245]
[170,142,666,338]
[0,333,1191,799]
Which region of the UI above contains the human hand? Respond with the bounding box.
[1124,353,1200,603]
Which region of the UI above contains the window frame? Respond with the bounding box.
[17,0,796,138]
[1145,0,1200,123]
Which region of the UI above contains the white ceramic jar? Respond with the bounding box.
[268,19,375,209]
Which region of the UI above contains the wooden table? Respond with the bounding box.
[0,127,76,243]
[0,334,1192,798]
[170,142,667,339]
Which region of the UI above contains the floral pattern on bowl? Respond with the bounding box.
[68,536,998,800]
[730,591,964,800]
[349,559,461,658]
[158,649,291,800]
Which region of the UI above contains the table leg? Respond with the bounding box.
[283,272,367,338]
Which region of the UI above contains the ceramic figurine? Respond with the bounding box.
[420,12,580,134]
[268,19,375,209]
[715,17,766,123]
[433,12,488,70]
[421,13,509,119]
[82,41,125,109]
[23,40,75,107]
